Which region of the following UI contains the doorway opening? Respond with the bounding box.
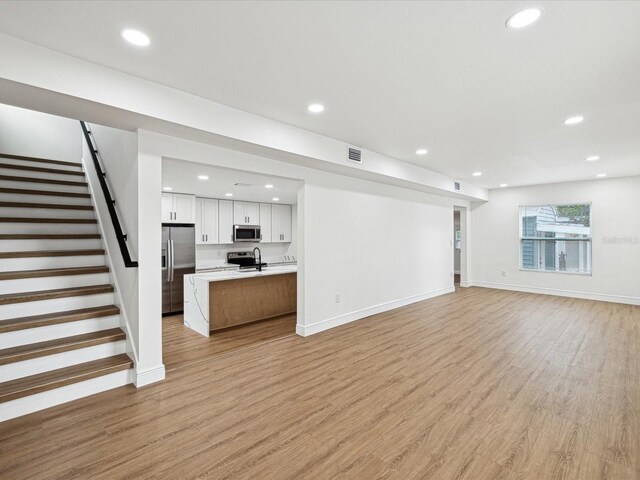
[453,206,468,287]
[453,209,461,286]
[160,158,302,372]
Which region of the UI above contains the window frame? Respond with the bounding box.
[518,202,593,276]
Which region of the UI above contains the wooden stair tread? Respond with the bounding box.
[0,163,85,177]
[0,234,101,240]
[0,201,93,211]
[0,305,120,333]
[0,266,109,281]
[0,175,87,187]
[0,284,114,306]
[0,328,125,366]
[0,354,132,403]
[0,217,97,224]
[0,153,82,168]
[0,187,90,198]
[0,249,104,259]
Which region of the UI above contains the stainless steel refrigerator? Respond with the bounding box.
[162,225,195,314]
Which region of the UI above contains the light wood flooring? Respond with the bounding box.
[163,312,296,372]
[1,287,639,479]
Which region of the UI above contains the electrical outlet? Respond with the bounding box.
[335,293,341,304]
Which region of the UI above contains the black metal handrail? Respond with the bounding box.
[80,121,138,268]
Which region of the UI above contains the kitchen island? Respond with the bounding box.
[183,265,297,336]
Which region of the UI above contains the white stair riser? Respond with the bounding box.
[0,207,95,219]
[0,158,83,171]
[0,254,105,271]
[0,223,99,235]
[0,238,102,252]
[0,273,111,295]
[0,192,92,206]
[0,167,86,183]
[0,340,125,382]
[0,292,114,321]
[0,368,132,422]
[0,179,88,194]
[0,315,120,349]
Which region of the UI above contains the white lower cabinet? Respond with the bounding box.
[195,198,219,244]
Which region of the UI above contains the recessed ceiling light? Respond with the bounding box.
[265,184,274,189]
[416,148,428,156]
[585,155,600,162]
[308,104,324,113]
[499,183,508,188]
[163,187,172,191]
[198,175,209,180]
[225,193,233,197]
[472,172,482,177]
[506,7,543,30]
[122,29,150,47]
[272,197,280,202]
[564,116,584,125]
[596,173,607,178]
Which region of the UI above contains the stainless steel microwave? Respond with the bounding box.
[233,225,261,242]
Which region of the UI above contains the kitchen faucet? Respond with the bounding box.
[253,247,262,272]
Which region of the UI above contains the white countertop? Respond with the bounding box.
[187,264,297,283]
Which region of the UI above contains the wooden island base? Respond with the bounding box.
[208,272,297,331]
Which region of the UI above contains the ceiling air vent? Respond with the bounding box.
[454,182,461,191]
[348,147,362,164]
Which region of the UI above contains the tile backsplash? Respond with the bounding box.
[196,241,296,270]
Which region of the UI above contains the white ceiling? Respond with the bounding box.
[162,158,300,204]
[1,1,640,188]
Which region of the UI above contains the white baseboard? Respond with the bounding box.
[0,369,133,423]
[134,364,166,387]
[459,281,470,288]
[296,286,455,337]
[470,281,640,306]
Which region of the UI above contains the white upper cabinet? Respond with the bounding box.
[189,196,291,245]
[195,198,219,244]
[218,199,234,244]
[162,192,196,224]
[259,203,272,244]
[161,192,173,223]
[271,204,292,243]
[233,201,260,225]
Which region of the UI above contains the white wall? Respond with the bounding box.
[86,128,164,386]
[0,103,81,161]
[471,176,640,305]
[82,124,140,368]
[302,178,454,334]
[140,130,461,338]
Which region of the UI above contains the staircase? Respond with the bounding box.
[0,153,134,422]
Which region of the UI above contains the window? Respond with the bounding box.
[519,204,592,274]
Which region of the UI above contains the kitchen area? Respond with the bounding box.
[161,159,299,363]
